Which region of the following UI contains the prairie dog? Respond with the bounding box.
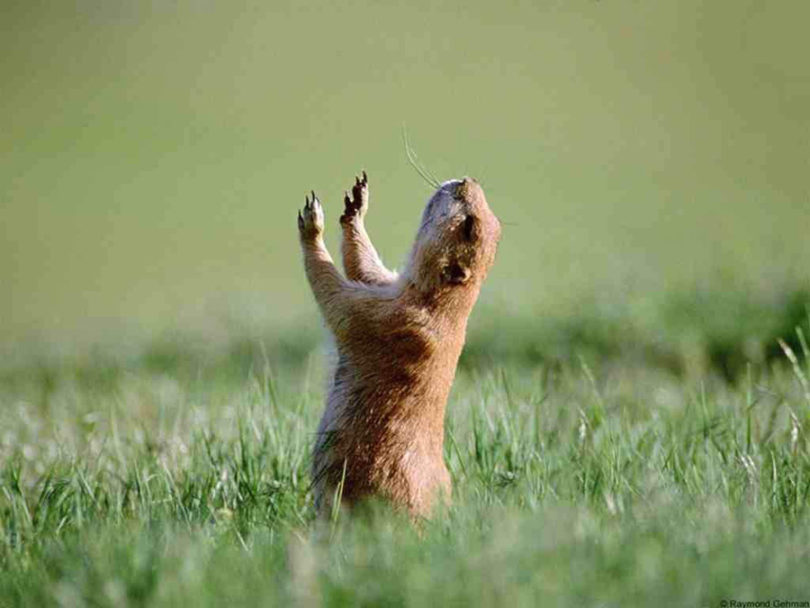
[297,172,501,517]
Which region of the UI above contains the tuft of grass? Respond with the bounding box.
[1,289,809,605]
[464,283,810,381]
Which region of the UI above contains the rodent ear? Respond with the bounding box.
[442,262,471,285]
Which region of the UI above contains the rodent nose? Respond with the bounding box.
[457,177,482,201]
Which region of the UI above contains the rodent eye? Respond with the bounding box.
[462,215,476,240]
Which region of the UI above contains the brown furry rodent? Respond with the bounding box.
[297,171,501,518]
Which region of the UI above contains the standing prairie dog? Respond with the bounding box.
[297,172,501,518]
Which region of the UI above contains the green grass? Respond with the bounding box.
[3,1,810,603]
[2,294,810,606]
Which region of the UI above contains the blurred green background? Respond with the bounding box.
[2,0,809,347]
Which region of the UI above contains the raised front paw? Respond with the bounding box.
[298,190,324,241]
[340,170,368,226]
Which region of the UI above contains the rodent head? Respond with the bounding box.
[406,177,501,296]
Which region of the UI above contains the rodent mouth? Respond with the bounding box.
[438,179,462,194]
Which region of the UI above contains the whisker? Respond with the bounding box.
[402,124,441,189]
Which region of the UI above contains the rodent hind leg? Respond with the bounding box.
[339,171,398,286]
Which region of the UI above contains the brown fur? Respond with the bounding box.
[297,172,501,518]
